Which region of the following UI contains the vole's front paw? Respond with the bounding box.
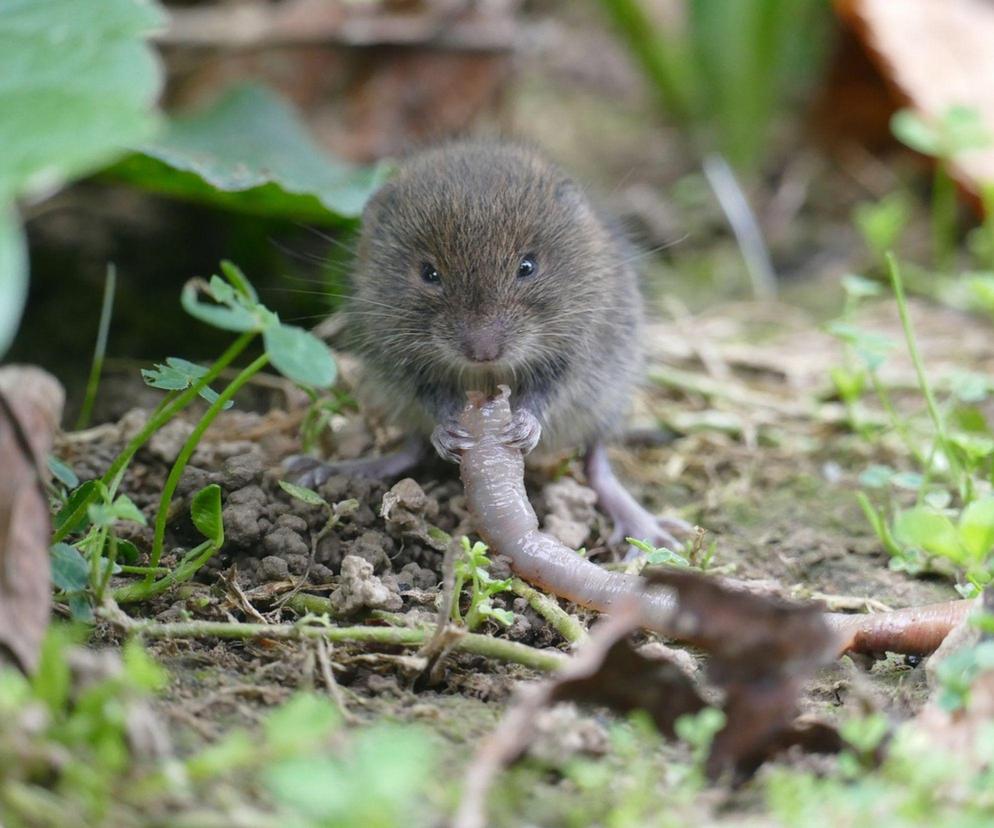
[431,421,474,464]
[499,408,541,454]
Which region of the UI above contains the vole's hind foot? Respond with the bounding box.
[500,408,541,454]
[284,437,425,486]
[583,442,693,561]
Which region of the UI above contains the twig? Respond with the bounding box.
[314,637,354,724]
[417,538,463,686]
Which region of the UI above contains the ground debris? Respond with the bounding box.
[329,555,403,615]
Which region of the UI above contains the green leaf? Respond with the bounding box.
[50,543,89,592]
[942,105,992,154]
[263,323,337,389]
[47,455,79,489]
[141,357,232,408]
[893,507,963,563]
[0,206,27,357]
[891,109,941,156]
[278,479,327,508]
[116,538,140,564]
[264,693,341,756]
[627,537,689,567]
[88,493,146,527]
[0,0,165,203]
[840,273,884,300]
[852,193,911,257]
[219,260,258,303]
[53,480,101,535]
[191,484,223,547]
[115,84,390,221]
[959,497,994,562]
[181,278,260,332]
[68,593,94,623]
[855,492,902,559]
[858,465,894,488]
[265,724,432,822]
[121,639,167,691]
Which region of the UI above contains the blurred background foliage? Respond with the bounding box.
[2,0,988,417]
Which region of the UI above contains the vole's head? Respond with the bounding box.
[350,142,617,389]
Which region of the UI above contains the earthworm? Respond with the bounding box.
[457,387,973,657]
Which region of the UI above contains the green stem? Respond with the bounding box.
[119,616,567,672]
[149,352,269,571]
[868,371,925,467]
[115,541,216,604]
[983,184,994,271]
[886,253,960,488]
[95,532,119,604]
[75,263,116,430]
[52,332,255,544]
[87,526,108,594]
[511,578,588,645]
[932,162,956,272]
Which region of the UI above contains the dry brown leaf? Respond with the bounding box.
[839,0,994,196]
[0,365,65,673]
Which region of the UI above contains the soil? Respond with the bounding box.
[50,282,988,823]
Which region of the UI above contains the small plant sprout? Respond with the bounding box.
[891,105,992,271]
[627,527,714,571]
[934,616,994,711]
[853,193,912,269]
[825,274,898,440]
[675,707,726,782]
[452,537,515,631]
[853,254,994,592]
[627,537,690,569]
[278,480,358,580]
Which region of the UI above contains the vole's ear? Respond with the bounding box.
[362,179,399,226]
[555,177,594,219]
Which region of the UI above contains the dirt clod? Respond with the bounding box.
[541,477,597,548]
[329,554,403,615]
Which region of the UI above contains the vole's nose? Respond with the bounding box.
[461,321,506,363]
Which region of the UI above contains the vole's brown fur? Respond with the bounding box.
[347,141,644,452]
[289,140,686,552]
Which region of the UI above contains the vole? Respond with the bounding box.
[290,141,688,552]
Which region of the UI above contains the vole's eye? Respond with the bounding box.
[517,255,537,279]
[420,262,441,284]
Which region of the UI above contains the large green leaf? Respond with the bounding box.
[263,322,338,389]
[115,84,391,221]
[893,507,963,563]
[0,0,164,357]
[959,497,994,562]
[0,0,165,202]
[0,208,27,357]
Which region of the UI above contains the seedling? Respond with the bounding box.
[628,528,715,572]
[891,106,992,271]
[452,537,515,630]
[853,193,912,270]
[50,261,337,605]
[278,480,359,583]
